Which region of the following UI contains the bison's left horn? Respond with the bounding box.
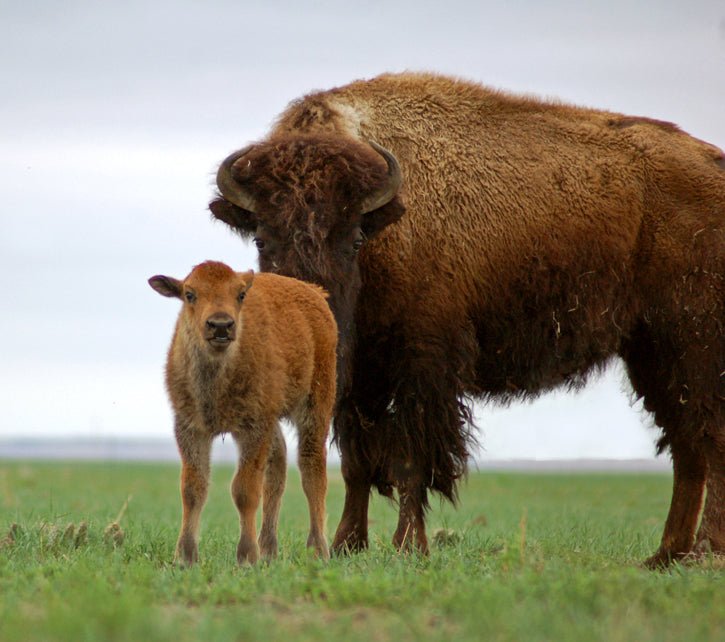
[216,145,258,213]
[360,141,403,214]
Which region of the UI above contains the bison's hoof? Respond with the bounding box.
[392,528,429,555]
[330,534,368,557]
[644,548,689,570]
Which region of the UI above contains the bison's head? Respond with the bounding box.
[209,134,404,369]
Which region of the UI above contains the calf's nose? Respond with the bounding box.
[205,313,235,341]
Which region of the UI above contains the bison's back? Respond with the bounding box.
[286,72,723,265]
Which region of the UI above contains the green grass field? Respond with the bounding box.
[2,459,725,641]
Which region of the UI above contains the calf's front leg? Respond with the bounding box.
[232,425,272,565]
[175,427,212,566]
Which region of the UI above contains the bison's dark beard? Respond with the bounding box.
[273,231,362,406]
[325,276,359,404]
[333,311,479,506]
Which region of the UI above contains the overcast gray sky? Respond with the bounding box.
[2,0,724,461]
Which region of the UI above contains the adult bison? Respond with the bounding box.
[209,72,725,567]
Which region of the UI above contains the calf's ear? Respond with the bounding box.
[148,275,183,299]
[238,270,254,299]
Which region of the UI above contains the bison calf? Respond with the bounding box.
[149,261,337,564]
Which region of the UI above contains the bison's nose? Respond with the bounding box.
[205,313,235,346]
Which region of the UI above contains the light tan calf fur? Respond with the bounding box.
[150,261,337,565]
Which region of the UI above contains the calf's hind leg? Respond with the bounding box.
[297,415,330,560]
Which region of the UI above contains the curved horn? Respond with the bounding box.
[359,141,403,214]
[216,145,258,213]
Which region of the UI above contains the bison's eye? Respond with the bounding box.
[184,290,196,303]
[254,238,266,251]
[351,229,366,254]
[238,290,247,303]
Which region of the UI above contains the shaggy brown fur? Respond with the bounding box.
[210,72,725,567]
[149,261,337,565]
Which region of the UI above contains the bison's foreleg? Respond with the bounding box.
[645,439,706,568]
[331,405,373,555]
[331,468,372,555]
[258,424,287,561]
[231,425,271,565]
[175,428,212,566]
[385,330,472,555]
[392,469,428,554]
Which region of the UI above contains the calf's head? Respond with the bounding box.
[149,261,254,353]
[209,134,404,332]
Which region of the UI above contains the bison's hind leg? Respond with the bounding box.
[643,437,706,569]
[694,426,725,557]
[628,238,725,566]
[621,311,725,567]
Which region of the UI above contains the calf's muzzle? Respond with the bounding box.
[204,313,236,347]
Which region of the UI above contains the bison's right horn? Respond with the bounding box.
[360,141,403,214]
[216,146,258,213]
